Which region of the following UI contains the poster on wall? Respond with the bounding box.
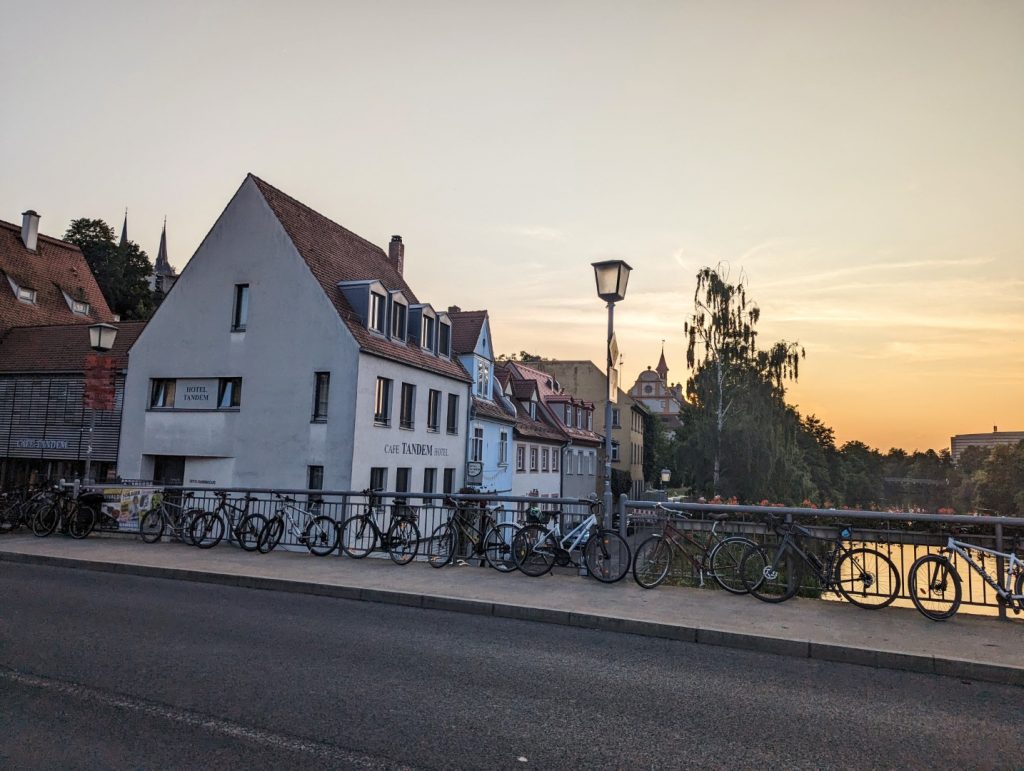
[100,487,163,532]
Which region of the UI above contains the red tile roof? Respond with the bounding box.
[472,395,516,424]
[506,360,603,446]
[0,320,146,373]
[0,219,114,335]
[447,310,487,355]
[249,175,469,383]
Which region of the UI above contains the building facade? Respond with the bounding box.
[628,347,685,435]
[950,428,1024,463]
[117,175,471,493]
[496,367,566,499]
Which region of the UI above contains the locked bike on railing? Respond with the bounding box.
[512,499,631,583]
[426,496,520,572]
[188,491,267,551]
[738,517,901,608]
[339,489,421,565]
[0,484,51,534]
[31,486,105,540]
[908,535,1024,621]
[257,492,339,556]
[139,491,203,545]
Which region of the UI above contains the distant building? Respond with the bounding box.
[628,345,685,434]
[150,218,178,295]
[951,428,1024,462]
[495,365,567,499]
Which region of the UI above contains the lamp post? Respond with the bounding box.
[591,260,632,529]
[83,323,118,484]
[660,467,671,490]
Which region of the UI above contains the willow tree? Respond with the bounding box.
[684,266,803,494]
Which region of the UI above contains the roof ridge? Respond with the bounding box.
[0,219,84,252]
[247,174,386,256]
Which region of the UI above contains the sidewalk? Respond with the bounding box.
[1,534,1020,686]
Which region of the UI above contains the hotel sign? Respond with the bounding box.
[174,379,217,410]
[384,442,450,457]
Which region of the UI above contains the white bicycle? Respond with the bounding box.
[908,535,1024,621]
[512,501,631,583]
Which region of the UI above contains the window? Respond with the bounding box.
[312,372,330,421]
[471,427,483,462]
[369,467,388,492]
[392,301,407,340]
[499,430,509,466]
[611,408,621,428]
[446,394,459,434]
[218,378,242,409]
[516,445,526,472]
[423,467,436,504]
[16,285,36,304]
[369,291,386,333]
[427,389,441,432]
[421,315,436,350]
[150,379,176,408]
[564,405,572,425]
[587,410,593,431]
[400,383,416,429]
[232,284,249,331]
[541,448,549,472]
[72,299,89,315]
[529,447,538,472]
[438,322,451,357]
[528,402,537,420]
[552,448,559,473]
[588,452,595,475]
[475,359,490,397]
[374,377,393,425]
[611,441,620,462]
[395,467,411,504]
[443,467,456,494]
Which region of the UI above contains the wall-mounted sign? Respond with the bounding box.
[466,461,483,484]
[383,442,450,457]
[14,438,70,450]
[174,379,217,410]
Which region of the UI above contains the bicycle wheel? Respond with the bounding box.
[740,544,802,602]
[908,554,962,621]
[32,504,59,537]
[340,515,378,558]
[140,509,165,543]
[709,536,759,594]
[584,529,631,583]
[513,524,556,577]
[237,514,267,552]
[1015,570,1024,613]
[68,505,96,539]
[833,547,901,609]
[303,515,339,556]
[258,517,284,554]
[632,535,672,589]
[180,509,204,546]
[190,512,225,549]
[483,523,519,573]
[426,522,457,567]
[387,518,419,565]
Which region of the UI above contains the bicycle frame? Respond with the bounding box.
[771,525,844,586]
[540,513,596,553]
[945,537,1024,606]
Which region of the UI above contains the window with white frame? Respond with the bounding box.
[369,291,386,333]
[541,448,549,472]
[499,430,509,466]
[374,377,393,425]
[471,427,483,462]
[552,448,559,473]
[611,441,620,462]
[427,389,441,432]
[312,372,330,421]
[611,408,621,428]
[529,446,538,472]
[516,444,526,472]
[391,300,407,340]
[564,404,571,425]
[587,410,593,431]
[475,359,490,398]
[421,314,436,350]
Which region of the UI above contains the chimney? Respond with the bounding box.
[21,210,40,251]
[448,305,461,313]
[994,425,998,433]
[389,235,404,275]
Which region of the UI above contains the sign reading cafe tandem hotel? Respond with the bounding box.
[174,379,217,410]
[384,442,450,457]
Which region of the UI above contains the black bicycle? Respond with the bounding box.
[31,487,103,540]
[0,484,51,534]
[339,490,421,565]
[738,518,901,608]
[426,497,520,572]
[189,492,267,551]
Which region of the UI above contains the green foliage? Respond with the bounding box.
[64,218,157,320]
[497,351,547,362]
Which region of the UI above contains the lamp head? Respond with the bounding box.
[88,323,119,353]
[591,260,632,303]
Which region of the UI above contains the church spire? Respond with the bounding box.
[119,208,128,248]
[656,340,668,381]
[154,216,171,275]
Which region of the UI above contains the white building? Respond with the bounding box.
[118,175,471,494]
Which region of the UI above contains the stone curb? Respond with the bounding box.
[2,550,1021,688]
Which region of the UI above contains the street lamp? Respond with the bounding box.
[592,259,632,528]
[83,323,118,484]
[660,468,671,489]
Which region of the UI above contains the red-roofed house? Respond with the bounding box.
[117,175,472,493]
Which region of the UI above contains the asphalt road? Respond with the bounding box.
[1,562,1021,770]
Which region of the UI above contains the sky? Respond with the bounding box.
[1,0,1021,453]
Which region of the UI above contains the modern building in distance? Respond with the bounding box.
[117,174,471,492]
[628,345,685,435]
[532,359,647,499]
[950,427,1024,462]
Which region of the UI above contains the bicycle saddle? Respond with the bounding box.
[706,512,730,522]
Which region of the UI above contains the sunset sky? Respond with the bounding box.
[2,0,1021,453]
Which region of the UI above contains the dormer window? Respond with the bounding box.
[369,291,387,333]
[528,401,537,420]
[391,300,407,340]
[421,314,436,350]
[72,300,90,315]
[475,359,490,398]
[18,286,37,304]
[438,320,451,358]
[564,405,571,425]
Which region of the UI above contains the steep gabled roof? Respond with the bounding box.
[472,395,516,424]
[506,360,603,446]
[0,219,114,335]
[0,320,146,372]
[249,175,469,382]
[447,310,487,355]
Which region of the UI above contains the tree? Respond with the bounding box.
[683,266,803,494]
[497,351,548,363]
[64,218,157,320]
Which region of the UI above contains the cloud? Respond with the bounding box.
[501,225,566,242]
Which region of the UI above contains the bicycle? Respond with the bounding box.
[512,500,631,583]
[908,535,1024,621]
[0,485,50,534]
[631,503,760,592]
[339,490,421,565]
[139,491,203,544]
[738,518,901,608]
[31,487,101,540]
[188,491,267,551]
[257,492,339,556]
[426,497,520,572]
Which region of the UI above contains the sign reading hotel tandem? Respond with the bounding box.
[174,379,217,409]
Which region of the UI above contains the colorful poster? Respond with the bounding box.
[99,487,163,531]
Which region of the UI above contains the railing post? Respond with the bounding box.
[994,523,1007,621]
[603,488,613,531]
[618,494,628,539]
